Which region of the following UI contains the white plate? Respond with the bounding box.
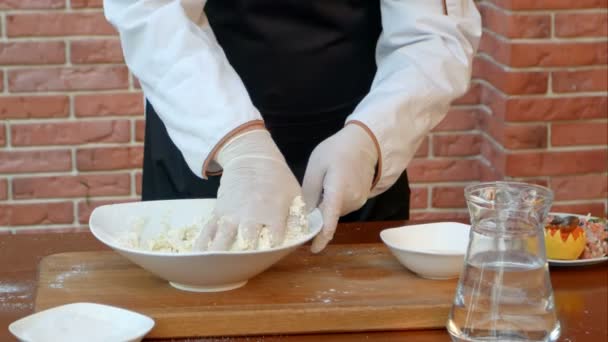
[546,212,607,267]
[9,302,154,342]
[548,256,608,267]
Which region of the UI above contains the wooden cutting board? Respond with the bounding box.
[35,244,457,338]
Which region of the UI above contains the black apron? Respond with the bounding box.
[142,0,410,222]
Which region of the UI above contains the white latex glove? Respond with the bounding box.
[193,129,302,251]
[303,124,378,253]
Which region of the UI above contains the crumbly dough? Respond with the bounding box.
[257,196,308,250]
[117,196,309,253]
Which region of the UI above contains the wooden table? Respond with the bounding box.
[1,221,607,341]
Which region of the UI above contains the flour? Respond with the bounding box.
[117,196,309,253]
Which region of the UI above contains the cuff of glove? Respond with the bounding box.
[201,120,266,178]
[345,120,382,191]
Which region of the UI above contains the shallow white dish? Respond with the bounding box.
[546,212,608,267]
[9,302,154,342]
[548,257,608,267]
[380,222,470,280]
[89,199,323,292]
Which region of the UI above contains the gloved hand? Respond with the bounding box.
[193,128,302,251]
[302,123,378,253]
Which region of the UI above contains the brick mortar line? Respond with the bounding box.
[2,89,141,96]
[2,62,73,68]
[412,155,480,161]
[4,34,117,41]
[513,145,608,153]
[550,13,555,39]
[65,39,72,67]
[2,195,137,204]
[552,199,608,205]
[410,181,484,186]
[2,117,145,123]
[550,90,608,97]
[68,94,76,120]
[4,120,11,150]
[3,142,144,150]
[2,63,126,69]
[482,26,608,43]
[130,118,136,143]
[1,170,144,177]
[3,123,8,150]
[0,90,142,96]
[0,226,89,233]
[479,131,507,153]
[480,2,608,16]
[1,12,6,39]
[72,198,78,226]
[2,8,103,15]
[4,62,127,68]
[515,36,608,43]
[6,175,12,201]
[477,154,492,167]
[426,185,432,209]
[2,69,7,95]
[548,121,553,149]
[431,129,482,136]
[130,170,137,197]
[128,72,134,91]
[0,225,81,232]
[4,139,144,148]
[477,104,491,115]
[2,36,118,43]
[476,52,608,74]
[506,118,608,126]
[7,169,139,178]
[481,28,608,45]
[511,172,608,180]
[475,79,608,99]
[70,147,77,175]
[506,175,553,181]
[66,37,120,42]
[410,208,468,213]
[432,131,482,136]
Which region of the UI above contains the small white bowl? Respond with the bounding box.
[89,199,323,292]
[9,302,154,342]
[380,222,470,280]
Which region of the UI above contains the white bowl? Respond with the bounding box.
[380,222,470,280]
[9,302,154,342]
[89,199,323,292]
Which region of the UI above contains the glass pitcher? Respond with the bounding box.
[447,182,560,342]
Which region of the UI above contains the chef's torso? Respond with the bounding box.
[205,0,382,164]
[205,0,382,115]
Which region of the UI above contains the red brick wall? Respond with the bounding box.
[474,0,608,218]
[0,0,606,231]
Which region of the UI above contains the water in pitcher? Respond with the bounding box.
[447,183,561,342]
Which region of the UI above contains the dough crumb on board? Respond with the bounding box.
[116,196,309,253]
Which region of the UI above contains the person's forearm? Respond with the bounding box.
[104,0,263,178]
[347,0,482,197]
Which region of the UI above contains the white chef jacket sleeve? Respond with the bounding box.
[103,0,264,178]
[346,0,482,197]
